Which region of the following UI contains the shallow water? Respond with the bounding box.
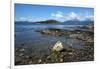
[15,22,85,57]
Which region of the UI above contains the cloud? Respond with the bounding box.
[64,12,94,21]
[51,11,94,22]
[51,11,64,18]
[51,11,81,21]
[68,12,77,18]
[65,12,79,20]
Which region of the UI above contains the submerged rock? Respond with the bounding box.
[53,41,64,52]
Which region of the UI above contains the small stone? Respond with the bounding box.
[19,48,25,52]
[61,54,64,58]
[19,53,24,56]
[43,62,46,64]
[68,52,73,55]
[38,59,42,63]
[15,48,20,52]
[60,59,63,62]
[25,55,30,59]
[47,56,51,59]
[29,61,33,64]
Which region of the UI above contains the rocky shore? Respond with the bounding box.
[15,44,94,65]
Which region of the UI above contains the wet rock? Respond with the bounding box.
[42,30,51,34]
[53,41,64,52]
[68,52,73,55]
[19,53,24,57]
[25,55,30,59]
[15,48,19,52]
[19,48,25,52]
[28,61,33,64]
[60,59,64,62]
[47,56,51,60]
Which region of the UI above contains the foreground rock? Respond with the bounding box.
[53,41,64,52]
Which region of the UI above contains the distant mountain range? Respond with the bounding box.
[62,20,94,25]
[15,19,94,25]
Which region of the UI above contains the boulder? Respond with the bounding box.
[53,41,64,52]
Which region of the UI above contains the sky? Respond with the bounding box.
[15,4,94,22]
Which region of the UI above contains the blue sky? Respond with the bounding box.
[15,4,94,22]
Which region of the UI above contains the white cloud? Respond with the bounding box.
[64,12,94,21]
[65,12,79,20]
[51,11,63,18]
[51,11,82,21]
[51,11,94,22]
[68,12,77,19]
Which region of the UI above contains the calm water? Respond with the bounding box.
[15,22,85,56]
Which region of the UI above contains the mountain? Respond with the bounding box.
[62,20,94,25]
[35,20,60,24]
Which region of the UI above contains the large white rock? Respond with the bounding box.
[53,41,64,52]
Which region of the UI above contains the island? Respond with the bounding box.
[35,20,60,24]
